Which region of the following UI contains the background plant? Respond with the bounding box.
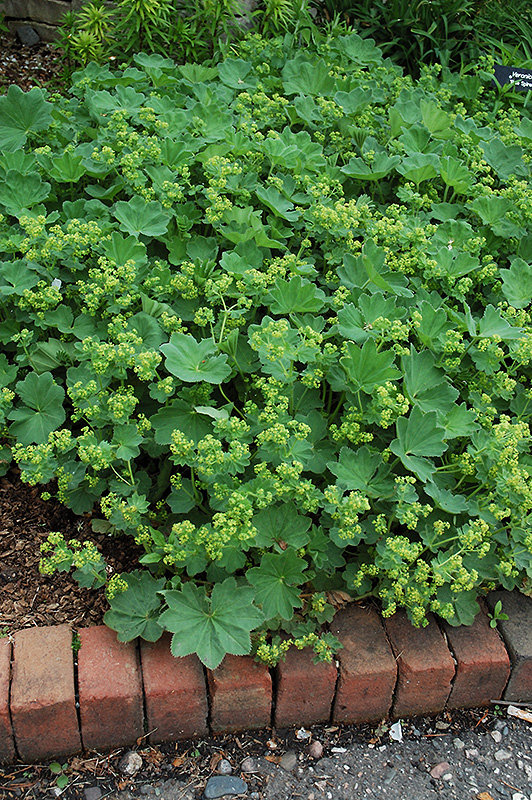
[1,32,532,668]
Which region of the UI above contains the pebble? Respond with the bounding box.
[453,738,465,750]
[119,751,143,776]
[491,730,503,743]
[495,750,513,762]
[466,749,479,759]
[512,794,528,800]
[280,751,297,771]
[203,776,247,799]
[308,741,324,760]
[240,757,258,773]
[430,761,450,779]
[296,728,311,740]
[83,789,102,800]
[216,759,232,775]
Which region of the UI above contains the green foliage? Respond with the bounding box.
[3,31,532,667]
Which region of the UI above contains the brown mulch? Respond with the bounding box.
[0,32,64,93]
[0,469,143,635]
[0,34,135,634]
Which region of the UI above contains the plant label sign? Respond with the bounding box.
[493,64,532,92]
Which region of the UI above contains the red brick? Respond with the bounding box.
[141,634,208,742]
[331,604,397,724]
[208,655,271,734]
[275,646,337,728]
[78,626,143,750]
[11,626,80,761]
[383,611,455,719]
[486,591,532,702]
[0,638,15,764]
[443,603,510,709]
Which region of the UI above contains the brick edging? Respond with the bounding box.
[1,590,531,764]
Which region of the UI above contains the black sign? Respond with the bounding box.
[493,64,532,92]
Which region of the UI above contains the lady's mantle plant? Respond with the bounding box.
[1,36,532,668]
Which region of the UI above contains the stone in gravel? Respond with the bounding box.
[494,749,512,761]
[217,759,232,775]
[203,776,247,799]
[240,757,258,773]
[119,751,143,776]
[512,794,528,800]
[430,761,450,779]
[83,789,102,800]
[491,730,503,743]
[16,25,40,46]
[453,738,465,750]
[279,751,297,771]
[308,741,324,760]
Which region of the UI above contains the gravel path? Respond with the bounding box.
[3,706,532,800]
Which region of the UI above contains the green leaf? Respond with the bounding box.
[477,305,523,340]
[268,276,325,314]
[391,405,447,459]
[112,195,171,237]
[396,153,440,185]
[0,354,17,388]
[253,503,311,550]
[255,185,300,221]
[500,258,532,309]
[161,332,231,384]
[340,339,400,393]
[9,372,66,445]
[337,33,383,65]
[0,171,51,216]
[160,578,264,670]
[402,347,458,413]
[101,232,147,268]
[246,550,307,620]
[415,300,452,348]
[112,424,143,460]
[0,261,40,296]
[435,585,480,626]
[481,139,527,181]
[341,152,400,181]
[104,571,165,642]
[424,480,468,513]
[327,446,394,498]
[48,151,86,183]
[438,403,479,438]
[0,85,53,151]
[218,58,257,90]
[282,56,335,96]
[152,398,212,445]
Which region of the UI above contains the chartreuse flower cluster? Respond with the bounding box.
[1,30,532,669]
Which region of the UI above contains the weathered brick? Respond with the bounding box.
[78,626,143,750]
[11,626,80,761]
[0,638,15,764]
[208,655,271,733]
[443,602,510,709]
[275,646,337,728]
[331,604,397,724]
[141,635,208,742]
[383,611,455,719]
[486,591,532,702]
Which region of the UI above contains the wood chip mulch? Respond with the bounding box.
[0,468,143,636]
[0,32,64,93]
